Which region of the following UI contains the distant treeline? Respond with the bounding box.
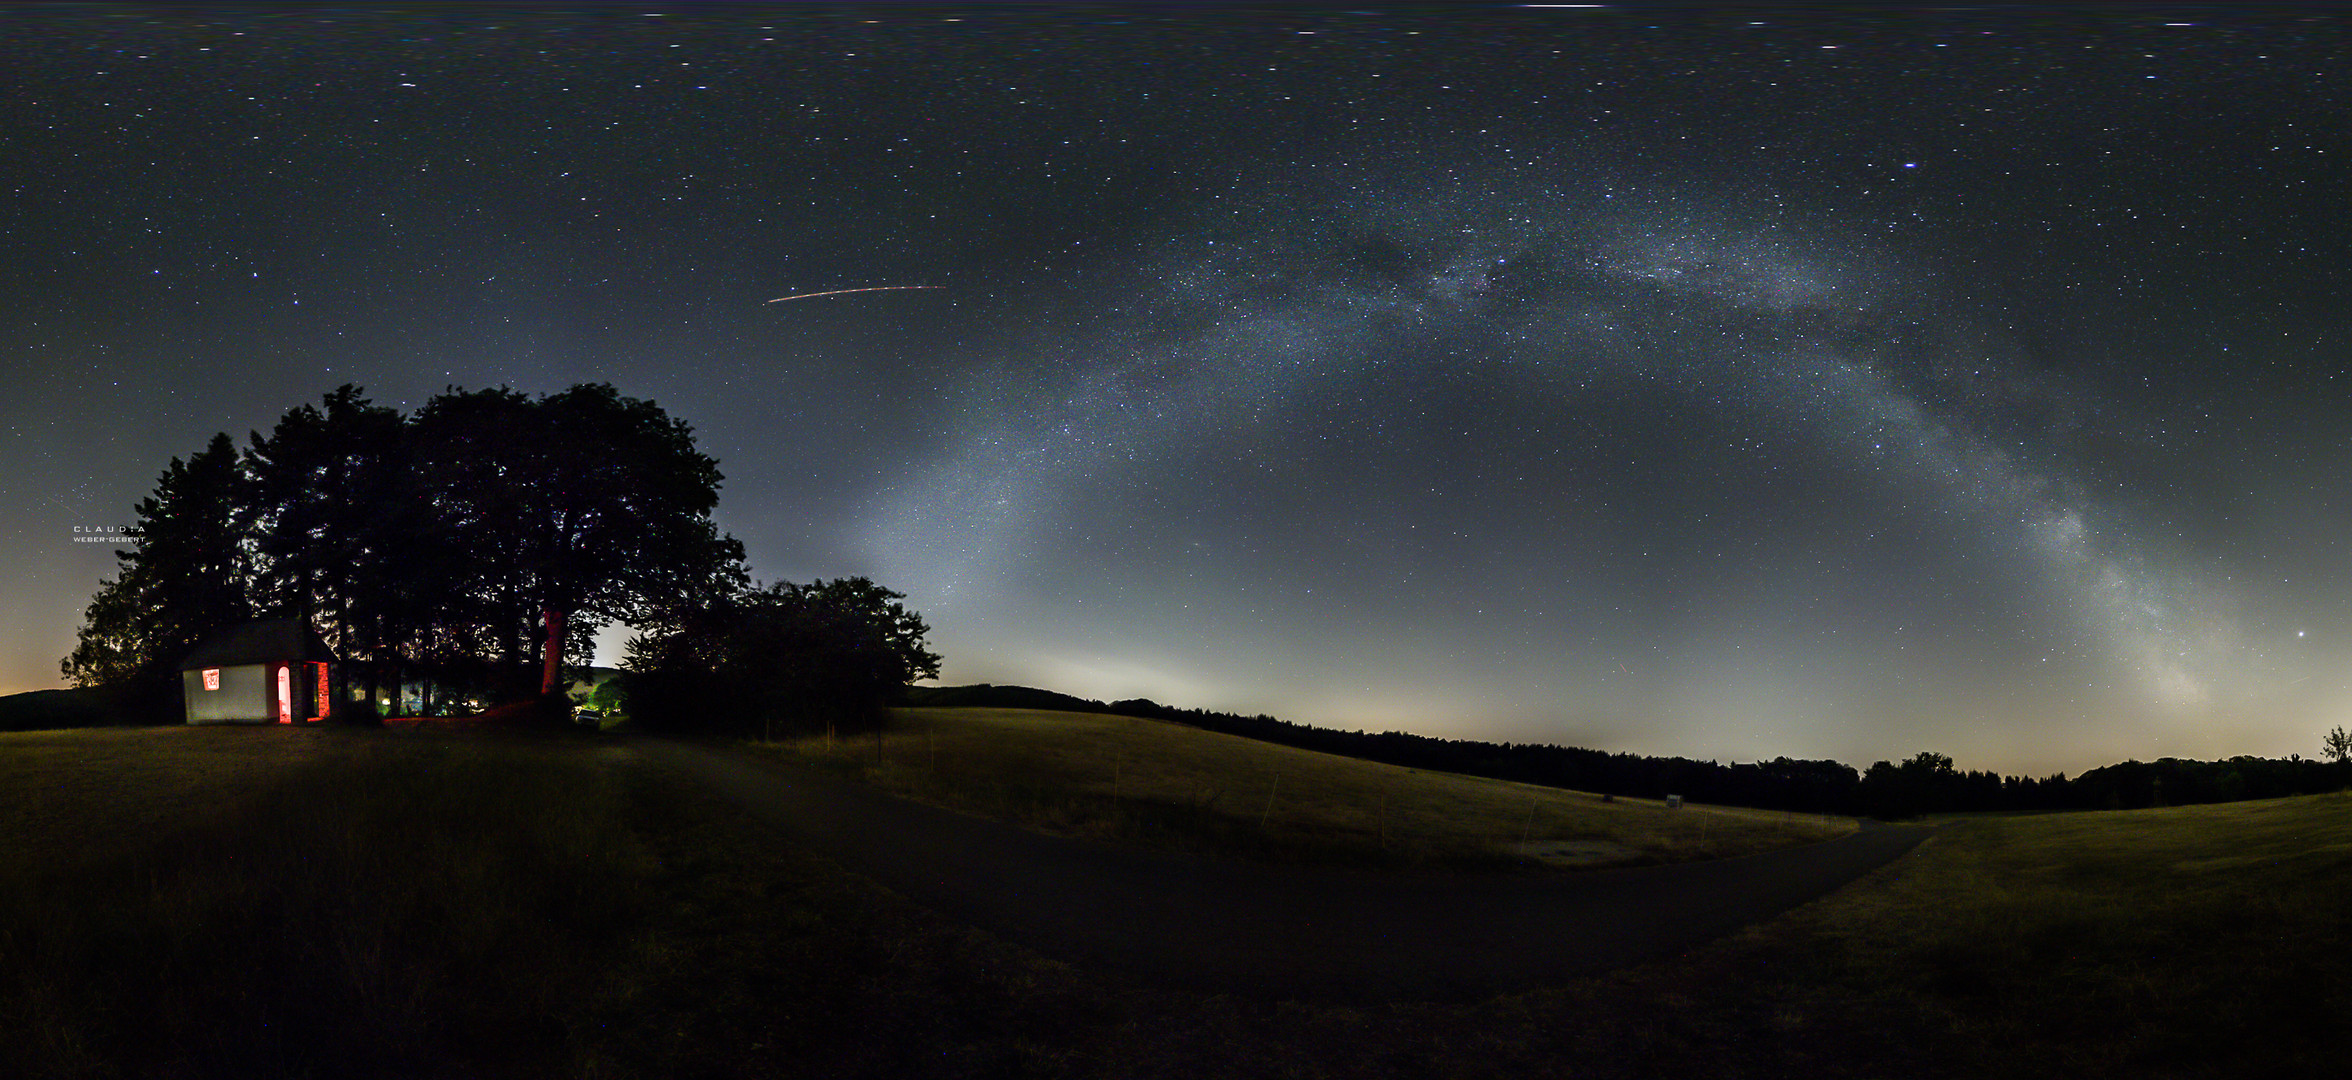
[1861,752,2352,818]
[904,685,2352,818]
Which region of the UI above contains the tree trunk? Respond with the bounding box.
[498,605,523,691]
[541,607,566,696]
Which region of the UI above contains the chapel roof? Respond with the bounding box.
[179,618,337,669]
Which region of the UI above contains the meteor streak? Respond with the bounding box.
[764,285,941,304]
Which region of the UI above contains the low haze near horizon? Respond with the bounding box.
[6,7,2350,777]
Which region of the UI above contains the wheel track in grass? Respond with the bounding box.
[636,737,1931,1003]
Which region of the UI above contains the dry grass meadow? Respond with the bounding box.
[760,706,1854,869]
[2,716,2347,1078]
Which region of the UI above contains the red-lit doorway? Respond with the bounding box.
[276,664,292,724]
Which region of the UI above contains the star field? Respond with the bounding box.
[4,7,2349,774]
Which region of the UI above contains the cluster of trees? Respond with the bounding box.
[69,384,743,713]
[67,383,936,731]
[620,577,940,738]
[919,686,2352,819]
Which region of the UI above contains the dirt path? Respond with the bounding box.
[635,737,1931,1003]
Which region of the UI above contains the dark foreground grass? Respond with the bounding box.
[0,726,1113,1079]
[0,728,654,1078]
[7,726,2348,1078]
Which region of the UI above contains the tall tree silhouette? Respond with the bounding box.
[241,386,422,706]
[407,386,542,692]
[63,433,251,687]
[411,383,745,696]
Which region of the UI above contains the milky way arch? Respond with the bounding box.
[863,178,2235,733]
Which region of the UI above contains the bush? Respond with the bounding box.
[621,577,936,740]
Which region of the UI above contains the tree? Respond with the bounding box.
[2325,725,2352,765]
[63,433,252,688]
[413,383,745,697]
[61,570,152,689]
[404,386,543,695]
[1857,751,1960,819]
[241,386,423,709]
[791,577,945,689]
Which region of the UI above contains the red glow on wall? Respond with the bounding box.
[202,668,220,691]
[277,665,292,724]
[315,662,331,720]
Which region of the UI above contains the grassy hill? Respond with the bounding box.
[765,706,1854,869]
[0,683,175,731]
[4,721,2348,1078]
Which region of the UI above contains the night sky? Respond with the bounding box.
[6,5,2349,775]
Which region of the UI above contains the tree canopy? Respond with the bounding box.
[620,576,942,739]
[410,383,745,694]
[66,384,753,713]
[64,432,248,689]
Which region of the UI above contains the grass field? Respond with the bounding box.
[758,707,1854,869]
[0,726,661,1078]
[5,721,2348,1078]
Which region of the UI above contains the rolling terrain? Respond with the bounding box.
[3,718,2346,1077]
[766,706,1856,869]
